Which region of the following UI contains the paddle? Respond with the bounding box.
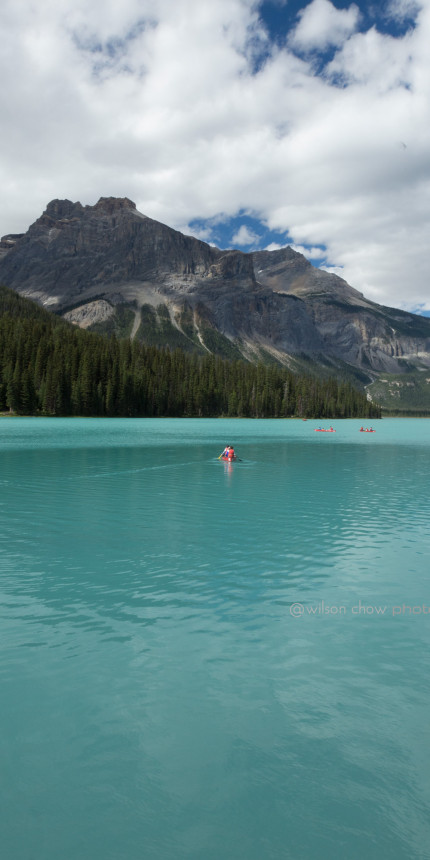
[218,447,229,459]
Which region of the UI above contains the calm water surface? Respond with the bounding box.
[1,418,430,860]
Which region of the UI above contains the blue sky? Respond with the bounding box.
[260,0,418,42]
[188,211,330,268]
[0,0,429,313]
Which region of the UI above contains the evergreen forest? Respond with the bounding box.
[0,285,381,419]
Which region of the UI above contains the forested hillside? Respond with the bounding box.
[0,286,380,418]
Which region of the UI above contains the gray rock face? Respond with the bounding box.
[0,233,24,261]
[1,197,429,376]
[63,299,115,329]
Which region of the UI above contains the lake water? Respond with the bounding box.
[1,417,430,860]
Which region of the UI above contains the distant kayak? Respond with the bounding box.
[314,428,336,433]
[221,455,237,461]
[360,429,376,432]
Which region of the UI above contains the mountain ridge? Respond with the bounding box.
[1,197,430,398]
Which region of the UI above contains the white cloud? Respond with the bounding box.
[386,0,422,23]
[264,242,284,251]
[321,265,345,278]
[325,25,415,88]
[289,0,360,52]
[231,225,261,245]
[0,0,429,311]
[290,244,326,259]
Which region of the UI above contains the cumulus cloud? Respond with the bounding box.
[289,0,360,52]
[264,242,284,251]
[0,0,430,311]
[386,0,422,23]
[290,244,326,259]
[231,225,261,245]
[325,24,415,87]
[321,265,346,278]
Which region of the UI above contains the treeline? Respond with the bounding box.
[0,285,381,418]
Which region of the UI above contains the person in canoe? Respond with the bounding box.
[219,445,236,461]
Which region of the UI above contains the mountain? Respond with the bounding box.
[1,197,430,408]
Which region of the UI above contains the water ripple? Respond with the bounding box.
[2,418,430,859]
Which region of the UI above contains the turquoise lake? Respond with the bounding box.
[1,417,430,860]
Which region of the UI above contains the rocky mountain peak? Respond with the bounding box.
[93,197,137,215]
[44,199,84,220]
